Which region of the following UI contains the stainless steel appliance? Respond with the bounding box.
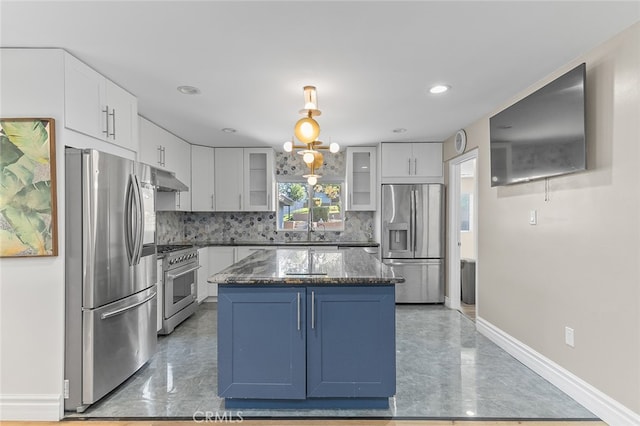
[64,148,158,412]
[157,245,199,335]
[381,184,445,303]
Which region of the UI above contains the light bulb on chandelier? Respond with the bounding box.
[303,152,315,164]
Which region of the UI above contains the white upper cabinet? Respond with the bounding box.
[346,147,377,211]
[104,80,138,152]
[214,148,245,211]
[140,117,191,211]
[64,53,138,152]
[381,142,443,183]
[164,135,191,211]
[191,145,216,211]
[243,148,275,212]
[138,116,173,169]
[214,147,275,212]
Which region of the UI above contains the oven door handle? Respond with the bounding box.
[166,265,201,280]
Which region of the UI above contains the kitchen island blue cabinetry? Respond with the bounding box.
[306,286,395,398]
[212,248,403,409]
[217,287,306,399]
[217,285,395,408]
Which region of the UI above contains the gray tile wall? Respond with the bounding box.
[157,150,376,244]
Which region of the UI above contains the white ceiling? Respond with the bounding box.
[1,1,638,149]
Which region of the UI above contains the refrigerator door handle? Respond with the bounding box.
[124,174,136,265]
[410,189,417,254]
[100,291,157,320]
[132,175,144,265]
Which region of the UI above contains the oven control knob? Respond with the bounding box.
[169,259,174,265]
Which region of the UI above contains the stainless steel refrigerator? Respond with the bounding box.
[65,148,157,412]
[381,184,445,303]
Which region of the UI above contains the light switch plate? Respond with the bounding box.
[529,210,537,225]
[565,326,575,347]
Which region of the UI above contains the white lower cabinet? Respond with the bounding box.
[208,247,236,298]
[197,248,210,303]
[156,259,163,333]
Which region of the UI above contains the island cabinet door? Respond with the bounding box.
[217,286,306,399]
[306,286,396,398]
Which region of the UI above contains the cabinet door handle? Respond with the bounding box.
[161,146,166,166]
[157,146,162,165]
[177,192,181,209]
[414,158,417,175]
[102,106,109,136]
[239,194,242,210]
[297,292,301,331]
[211,194,215,209]
[311,290,315,329]
[407,158,411,175]
[110,108,116,138]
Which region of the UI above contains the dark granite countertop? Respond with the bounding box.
[208,247,403,285]
[194,240,379,248]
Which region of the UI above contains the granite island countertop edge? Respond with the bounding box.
[208,247,403,286]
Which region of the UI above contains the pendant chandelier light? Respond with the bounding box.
[283,86,339,185]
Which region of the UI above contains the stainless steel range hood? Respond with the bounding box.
[154,168,189,192]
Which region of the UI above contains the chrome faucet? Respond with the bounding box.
[307,205,314,241]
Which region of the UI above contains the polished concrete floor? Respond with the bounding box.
[67,303,597,420]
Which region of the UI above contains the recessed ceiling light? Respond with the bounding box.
[221,128,237,133]
[392,128,407,133]
[429,84,450,94]
[177,85,201,95]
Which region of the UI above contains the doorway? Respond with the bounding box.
[447,149,478,321]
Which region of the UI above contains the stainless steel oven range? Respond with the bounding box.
[157,245,199,335]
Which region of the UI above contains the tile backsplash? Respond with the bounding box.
[157,150,376,244]
[157,210,375,244]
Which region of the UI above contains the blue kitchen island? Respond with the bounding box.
[209,247,404,409]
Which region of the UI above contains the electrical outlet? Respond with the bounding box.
[64,379,70,398]
[565,326,575,347]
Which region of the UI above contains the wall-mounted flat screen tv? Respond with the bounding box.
[490,63,586,187]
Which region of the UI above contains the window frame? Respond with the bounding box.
[276,176,345,232]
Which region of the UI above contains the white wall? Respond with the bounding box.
[444,23,640,422]
[0,48,139,420]
[0,49,66,420]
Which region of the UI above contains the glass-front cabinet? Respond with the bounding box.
[244,148,275,211]
[244,148,275,212]
[346,147,376,211]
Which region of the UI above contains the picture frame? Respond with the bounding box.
[0,118,58,257]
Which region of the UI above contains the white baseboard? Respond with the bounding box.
[477,317,640,426]
[0,394,62,420]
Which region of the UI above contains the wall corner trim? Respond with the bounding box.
[476,317,640,425]
[0,394,62,421]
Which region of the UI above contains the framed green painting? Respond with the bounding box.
[0,118,58,257]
